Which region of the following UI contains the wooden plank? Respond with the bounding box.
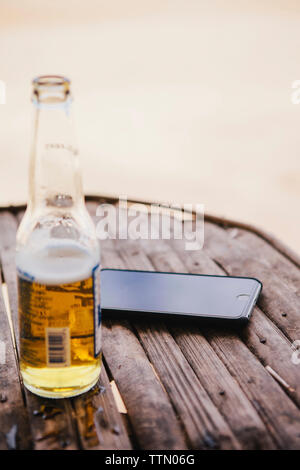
[205,330,300,449]
[14,208,133,449]
[204,213,300,269]
[1,203,186,449]
[102,315,187,449]
[23,366,132,450]
[23,395,79,450]
[241,308,300,406]
[88,201,188,450]
[135,319,240,450]
[171,325,276,450]
[218,232,300,406]
[203,222,300,341]
[129,238,276,449]
[107,240,240,450]
[92,201,300,448]
[1,207,134,450]
[0,273,32,449]
[72,365,132,450]
[226,228,300,295]
[167,229,300,448]
[3,199,298,449]
[0,211,19,338]
[0,210,81,449]
[169,236,300,408]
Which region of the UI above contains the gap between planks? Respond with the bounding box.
[0,209,133,450]
[91,202,300,449]
[1,200,298,450]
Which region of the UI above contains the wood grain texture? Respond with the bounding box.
[135,319,240,450]
[111,239,244,449]
[0,199,299,449]
[101,240,239,449]
[0,211,19,338]
[72,365,132,450]
[108,234,241,449]
[89,201,188,450]
[203,222,300,341]
[23,395,79,450]
[93,201,300,449]
[206,331,300,449]
[127,235,277,449]
[226,228,300,295]
[0,211,80,449]
[170,234,300,408]
[168,225,300,448]
[203,213,300,269]
[0,273,32,449]
[102,317,188,449]
[5,206,133,450]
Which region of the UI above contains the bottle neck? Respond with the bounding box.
[29,87,84,212]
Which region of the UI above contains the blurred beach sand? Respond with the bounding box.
[0,1,299,252]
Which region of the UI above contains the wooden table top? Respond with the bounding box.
[0,197,299,450]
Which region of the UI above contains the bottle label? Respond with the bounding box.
[46,327,71,367]
[92,264,101,357]
[18,266,101,368]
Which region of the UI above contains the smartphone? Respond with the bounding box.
[101,269,262,323]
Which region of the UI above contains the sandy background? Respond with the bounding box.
[0,1,299,252]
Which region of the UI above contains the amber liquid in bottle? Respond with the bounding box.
[18,245,101,398]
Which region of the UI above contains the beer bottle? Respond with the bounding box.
[16,76,101,398]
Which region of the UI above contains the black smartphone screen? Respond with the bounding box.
[101,269,262,322]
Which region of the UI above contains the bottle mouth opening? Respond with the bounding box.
[33,75,71,104]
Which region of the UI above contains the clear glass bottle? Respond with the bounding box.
[16,76,101,398]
